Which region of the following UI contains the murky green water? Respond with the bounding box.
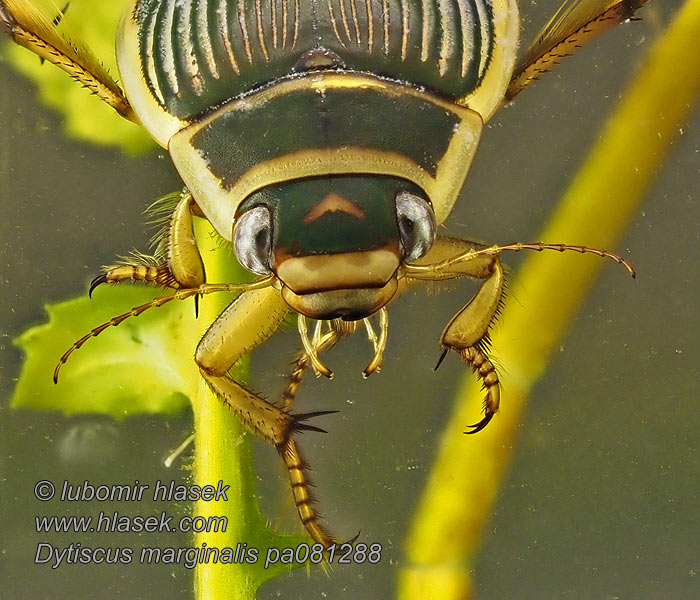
[1,1,698,598]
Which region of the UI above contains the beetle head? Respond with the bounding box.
[233,175,436,320]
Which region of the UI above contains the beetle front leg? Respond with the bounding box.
[167,193,206,288]
[91,192,205,295]
[406,236,634,429]
[439,258,505,433]
[195,287,337,547]
[409,238,506,433]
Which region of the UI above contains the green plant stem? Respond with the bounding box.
[190,221,255,600]
[399,1,700,598]
[192,384,254,599]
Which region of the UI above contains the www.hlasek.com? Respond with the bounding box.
[32,479,382,569]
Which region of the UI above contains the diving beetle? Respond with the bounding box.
[1,0,644,547]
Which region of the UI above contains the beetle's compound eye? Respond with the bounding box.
[233,206,273,275]
[396,191,436,263]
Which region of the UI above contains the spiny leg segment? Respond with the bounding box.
[0,0,136,120]
[89,262,180,297]
[505,0,652,102]
[278,437,336,549]
[437,345,502,434]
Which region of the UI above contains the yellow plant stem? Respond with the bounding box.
[399,1,700,598]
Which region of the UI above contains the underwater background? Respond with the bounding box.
[1,1,698,598]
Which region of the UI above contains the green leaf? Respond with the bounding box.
[12,285,199,418]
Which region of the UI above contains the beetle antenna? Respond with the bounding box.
[407,242,636,278]
[53,276,274,383]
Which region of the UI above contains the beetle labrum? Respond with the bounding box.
[1,0,645,547]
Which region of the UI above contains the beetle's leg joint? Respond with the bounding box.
[198,365,294,446]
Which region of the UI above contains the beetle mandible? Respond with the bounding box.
[0,0,644,546]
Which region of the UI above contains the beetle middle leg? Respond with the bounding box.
[406,238,507,433]
[195,286,338,547]
[0,0,135,120]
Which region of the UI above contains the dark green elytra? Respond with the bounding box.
[134,0,495,120]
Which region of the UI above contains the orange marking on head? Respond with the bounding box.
[302,193,365,224]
